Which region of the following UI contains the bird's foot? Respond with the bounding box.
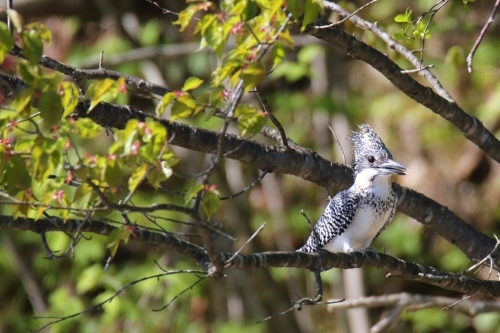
[292,294,323,310]
[346,247,379,259]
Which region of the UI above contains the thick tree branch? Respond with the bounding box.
[1,215,499,297]
[306,16,500,165]
[0,72,497,263]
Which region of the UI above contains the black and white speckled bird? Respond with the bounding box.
[297,124,408,254]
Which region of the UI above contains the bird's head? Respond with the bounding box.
[349,124,408,177]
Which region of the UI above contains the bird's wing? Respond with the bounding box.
[373,188,397,240]
[297,190,361,253]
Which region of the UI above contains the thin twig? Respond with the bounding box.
[32,270,206,332]
[466,0,500,73]
[315,0,378,29]
[328,125,346,165]
[225,223,266,264]
[220,170,269,200]
[400,64,434,74]
[254,88,289,148]
[300,209,320,250]
[152,275,207,311]
[7,0,13,34]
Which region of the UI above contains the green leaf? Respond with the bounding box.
[272,42,285,68]
[182,77,204,91]
[202,189,220,220]
[394,14,409,23]
[302,0,323,32]
[5,155,31,193]
[0,22,14,64]
[60,82,80,118]
[235,103,267,136]
[156,92,176,117]
[107,226,133,258]
[184,183,204,205]
[74,118,102,138]
[12,88,33,114]
[87,78,117,111]
[171,94,195,121]
[39,90,63,127]
[6,9,23,33]
[174,5,198,31]
[25,22,52,44]
[128,163,150,193]
[392,31,406,41]
[104,158,122,186]
[22,30,44,64]
[241,61,266,91]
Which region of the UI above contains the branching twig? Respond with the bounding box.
[466,0,500,73]
[254,88,289,148]
[220,170,269,200]
[32,270,206,332]
[152,275,207,311]
[224,223,266,265]
[315,0,378,28]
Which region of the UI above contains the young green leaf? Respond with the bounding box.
[182,77,204,91]
[0,23,14,64]
[241,61,266,91]
[107,227,133,258]
[128,163,150,193]
[184,183,204,205]
[171,94,196,121]
[202,189,220,220]
[156,92,176,117]
[60,82,80,118]
[87,78,117,112]
[39,90,64,127]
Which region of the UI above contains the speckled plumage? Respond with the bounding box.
[297,124,407,253]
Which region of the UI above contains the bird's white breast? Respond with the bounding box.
[323,170,394,253]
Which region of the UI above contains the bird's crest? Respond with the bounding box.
[349,124,392,174]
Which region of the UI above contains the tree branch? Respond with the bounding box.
[307,14,500,165]
[1,72,497,263]
[1,215,499,297]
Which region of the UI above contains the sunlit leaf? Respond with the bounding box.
[60,81,80,118]
[202,189,220,220]
[0,22,14,64]
[156,92,176,117]
[302,0,323,32]
[107,227,133,258]
[6,9,23,33]
[171,94,195,121]
[287,0,304,19]
[241,61,266,91]
[128,163,150,193]
[184,183,204,205]
[74,118,102,138]
[22,30,44,64]
[39,90,63,127]
[272,42,285,68]
[182,77,204,91]
[87,78,117,112]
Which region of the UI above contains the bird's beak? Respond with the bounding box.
[378,159,408,175]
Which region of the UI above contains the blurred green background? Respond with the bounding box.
[1,0,500,332]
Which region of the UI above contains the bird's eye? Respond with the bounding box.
[367,155,375,163]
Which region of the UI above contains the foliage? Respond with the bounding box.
[1,0,500,332]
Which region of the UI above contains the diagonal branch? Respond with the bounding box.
[0,73,497,262]
[307,13,500,165]
[2,215,499,297]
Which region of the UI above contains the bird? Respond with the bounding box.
[297,124,408,254]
